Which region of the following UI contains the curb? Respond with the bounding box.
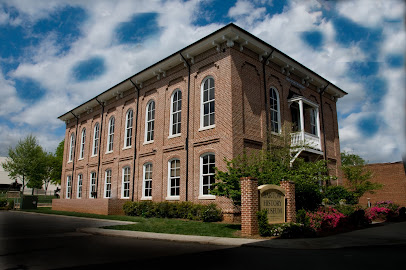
[78,227,262,247]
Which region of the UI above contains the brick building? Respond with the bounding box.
[357,162,406,207]
[54,24,347,216]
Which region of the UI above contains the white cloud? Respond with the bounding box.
[0,71,25,116]
[336,0,404,28]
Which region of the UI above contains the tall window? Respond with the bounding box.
[66,175,72,199]
[168,159,180,198]
[201,77,215,128]
[107,117,115,152]
[104,169,112,198]
[122,167,130,198]
[170,90,182,136]
[310,108,317,136]
[92,123,99,156]
[200,153,215,196]
[270,87,280,133]
[143,163,152,198]
[89,172,96,198]
[145,100,155,142]
[77,174,83,198]
[68,133,75,162]
[124,109,133,148]
[79,128,86,159]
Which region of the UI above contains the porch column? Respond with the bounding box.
[298,99,305,143]
[315,107,321,147]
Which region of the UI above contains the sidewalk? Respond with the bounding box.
[79,221,406,249]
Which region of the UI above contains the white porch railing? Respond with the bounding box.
[291,131,321,151]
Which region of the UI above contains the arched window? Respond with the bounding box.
[201,77,215,128]
[66,175,72,199]
[124,109,133,148]
[270,87,281,133]
[168,159,180,198]
[170,89,182,136]
[122,167,130,198]
[107,117,115,152]
[143,163,153,199]
[89,172,96,198]
[92,123,99,156]
[68,133,75,162]
[200,153,215,197]
[104,169,112,198]
[77,174,83,198]
[145,100,155,142]
[79,128,86,159]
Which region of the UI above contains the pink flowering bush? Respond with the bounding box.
[306,207,347,232]
[365,206,394,222]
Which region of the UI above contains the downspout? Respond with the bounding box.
[180,52,191,201]
[262,49,274,151]
[129,78,140,201]
[95,98,105,198]
[70,111,79,199]
[319,83,330,161]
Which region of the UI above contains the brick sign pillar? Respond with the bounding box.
[240,177,259,236]
[280,180,296,222]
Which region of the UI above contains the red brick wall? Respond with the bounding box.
[357,162,406,207]
[52,198,127,215]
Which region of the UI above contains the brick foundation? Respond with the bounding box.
[52,198,127,215]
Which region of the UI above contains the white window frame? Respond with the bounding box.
[77,174,83,198]
[79,128,86,159]
[200,76,215,130]
[66,175,72,199]
[104,169,112,198]
[199,153,216,199]
[121,166,130,199]
[310,108,318,136]
[124,109,133,148]
[270,87,281,134]
[89,172,96,199]
[92,123,99,156]
[142,163,153,200]
[167,159,180,200]
[106,117,115,153]
[169,89,182,137]
[145,100,155,143]
[68,133,75,162]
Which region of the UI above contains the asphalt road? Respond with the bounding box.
[1,211,406,270]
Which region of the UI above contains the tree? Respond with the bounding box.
[211,124,334,210]
[1,135,45,193]
[341,152,382,200]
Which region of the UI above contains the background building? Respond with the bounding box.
[53,24,347,217]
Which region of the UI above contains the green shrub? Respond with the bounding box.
[122,201,222,222]
[324,186,357,205]
[0,199,7,207]
[257,209,314,238]
[296,209,310,227]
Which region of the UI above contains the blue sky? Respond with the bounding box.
[0,0,404,163]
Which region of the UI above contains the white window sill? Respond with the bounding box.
[122,146,132,150]
[78,158,84,161]
[199,125,215,131]
[168,133,181,139]
[121,196,130,199]
[141,197,152,200]
[105,150,113,154]
[143,140,154,145]
[90,154,97,158]
[198,195,216,200]
[166,196,180,201]
[67,161,72,164]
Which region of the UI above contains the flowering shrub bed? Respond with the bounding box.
[306,207,346,232]
[365,207,393,222]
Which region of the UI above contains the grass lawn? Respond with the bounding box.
[19,208,241,238]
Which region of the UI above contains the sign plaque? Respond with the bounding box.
[258,185,286,224]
